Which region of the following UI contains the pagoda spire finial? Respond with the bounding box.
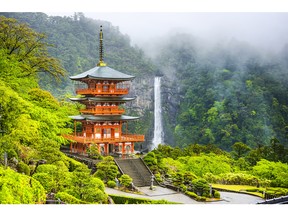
[97,25,107,67]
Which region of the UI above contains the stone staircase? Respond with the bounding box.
[115,158,156,187]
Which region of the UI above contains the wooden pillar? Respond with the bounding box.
[122,143,126,154]
[131,143,134,153]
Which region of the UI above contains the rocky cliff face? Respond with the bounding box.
[126,70,181,148]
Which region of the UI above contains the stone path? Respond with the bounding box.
[105,186,264,204]
[106,186,199,204]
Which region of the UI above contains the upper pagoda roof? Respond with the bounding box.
[70,96,136,103]
[70,66,135,81]
[69,114,140,122]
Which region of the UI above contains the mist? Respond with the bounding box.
[80,12,288,53]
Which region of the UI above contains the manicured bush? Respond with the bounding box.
[119,174,133,188]
[17,161,30,175]
[245,188,258,192]
[55,192,88,204]
[107,180,117,188]
[180,184,187,192]
[154,173,163,183]
[191,178,210,197]
[214,190,220,198]
[109,194,178,204]
[196,196,206,202]
[185,191,198,199]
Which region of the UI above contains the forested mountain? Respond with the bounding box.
[0,12,157,96]
[0,12,157,148]
[1,12,288,204]
[153,33,288,150]
[1,12,288,152]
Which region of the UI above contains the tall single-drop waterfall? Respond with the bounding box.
[151,77,163,150]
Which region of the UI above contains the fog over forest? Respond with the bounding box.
[73,13,288,52]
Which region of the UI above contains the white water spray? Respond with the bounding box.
[151,77,163,150]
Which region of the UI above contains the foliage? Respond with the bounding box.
[0,12,157,97]
[0,167,46,204]
[108,194,178,204]
[119,174,133,188]
[67,166,107,203]
[107,180,117,188]
[213,190,220,198]
[16,161,30,175]
[33,163,70,193]
[87,144,103,160]
[143,152,158,173]
[191,178,210,197]
[252,159,288,188]
[0,16,65,81]
[94,156,119,183]
[182,153,232,177]
[153,33,288,151]
[216,172,261,186]
[231,142,251,159]
[55,192,88,204]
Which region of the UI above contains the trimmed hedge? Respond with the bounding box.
[185,191,198,199]
[107,180,117,188]
[55,192,88,204]
[214,190,220,198]
[109,194,179,204]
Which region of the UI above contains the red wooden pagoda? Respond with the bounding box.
[65,26,145,156]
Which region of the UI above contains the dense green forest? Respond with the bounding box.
[155,33,288,150]
[0,12,157,96]
[1,13,288,203]
[0,16,109,204]
[144,144,288,199]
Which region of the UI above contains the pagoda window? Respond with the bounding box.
[103,85,108,92]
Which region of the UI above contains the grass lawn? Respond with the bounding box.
[211,184,264,198]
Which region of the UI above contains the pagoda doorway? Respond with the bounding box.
[109,144,114,154]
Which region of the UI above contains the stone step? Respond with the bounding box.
[115,158,154,187]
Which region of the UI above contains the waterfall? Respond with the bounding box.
[151,77,163,150]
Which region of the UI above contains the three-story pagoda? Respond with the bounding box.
[65,26,145,156]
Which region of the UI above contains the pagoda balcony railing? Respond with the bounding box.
[76,88,129,95]
[64,134,145,144]
[80,107,125,115]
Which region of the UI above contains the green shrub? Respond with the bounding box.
[180,184,187,192]
[107,180,117,188]
[55,192,88,204]
[119,174,133,188]
[192,178,210,197]
[214,190,220,198]
[185,191,198,199]
[109,194,178,204]
[245,188,258,192]
[17,161,30,175]
[155,173,163,183]
[196,196,206,202]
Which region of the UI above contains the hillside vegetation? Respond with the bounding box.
[1,13,288,203]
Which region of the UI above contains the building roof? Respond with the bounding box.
[70,66,135,81]
[69,114,140,122]
[69,96,136,103]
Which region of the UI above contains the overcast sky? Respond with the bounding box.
[4,1,288,52]
[47,12,288,52]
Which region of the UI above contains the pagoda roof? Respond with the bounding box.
[70,66,135,81]
[70,96,136,103]
[69,114,140,122]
